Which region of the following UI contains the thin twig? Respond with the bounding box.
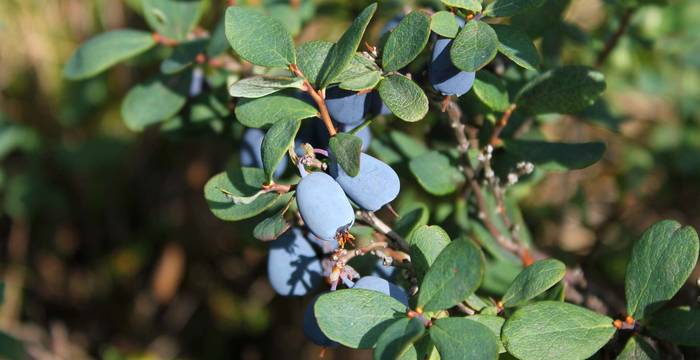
[289,64,337,136]
[356,211,410,252]
[445,100,522,256]
[595,9,635,68]
[489,103,517,147]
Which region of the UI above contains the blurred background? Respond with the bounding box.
[1,0,699,358]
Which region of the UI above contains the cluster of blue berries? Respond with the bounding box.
[238,11,479,348]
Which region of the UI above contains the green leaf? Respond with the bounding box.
[625,220,699,320]
[261,119,300,182]
[465,315,506,353]
[390,131,428,159]
[268,4,302,36]
[228,76,304,98]
[515,66,606,115]
[378,75,428,122]
[316,3,377,89]
[64,29,156,80]
[398,335,438,360]
[315,288,407,349]
[121,74,189,131]
[296,41,333,88]
[160,38,207,74]
[0,331,27,360]
[235,92,318,128]
[616,336,659,360]
[492,24,540,71]
[502,259,566,307]
[417,238,484,312]
[225,6,296,67]
[409,151,465,196]
[503,140,606,171]
[253,208,291,241]
[473,71,510,112]
[441,0,482,12]
[339,71,382,91]
[329,133,363,177]
[394,203,430,238]
[142,0,203,41]
[502,301,615,360]
[204,167,282,221]
[647,307,700,347]
[332,53,382,86]
[450,20,498,72]
[485,0,546,17]
[382,10,431,72]
[430,317,498,360]
[373,317,426,360]
[431,11,460,38]
[408,225,451,280]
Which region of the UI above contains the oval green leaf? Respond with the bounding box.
[253,208,291,242]
[647,307,700,347]
[408,225,451,280]
[121,74,189,131]
[382,10,431,72]
[431,11,460,38]
[373,317,426,360]
[430,317,498,360]
[142,0,203,41]
[261,119,300,182]
[329,133,363,177]
[465,315,506,353]
[625,220,699,320]
[617,336,659,360]
[485,0,546,17]
[503,140,606,172]
[315,288,407,349]
[441,0,482,12]
[417,238,484,312]
[316,3,377,89]
[64,29,156,80]
[409,151,465,196]
[502,259,566,308]
[473,71,510,112]
[235,92,318,128]
[378,75,428,122]
[515,66,606,115]
[225,6,296,67]
[204,167,282,221]
[502,301,616,360]
[450,20,498,72]
[492,24,540,71]
[228,76,304,99]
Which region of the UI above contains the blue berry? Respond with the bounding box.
[429,18,475,97]
[368,91,392,117]
[329,153,400,211]
[295,171,355,241]
[240,128,287,177]
[325,86,370,126]
[303,295,339,347]
[353,275,409,307]
[267,228,322,296]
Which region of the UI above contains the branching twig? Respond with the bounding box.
[595,9,635,68]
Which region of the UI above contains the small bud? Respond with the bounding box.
[507,173,518,185]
